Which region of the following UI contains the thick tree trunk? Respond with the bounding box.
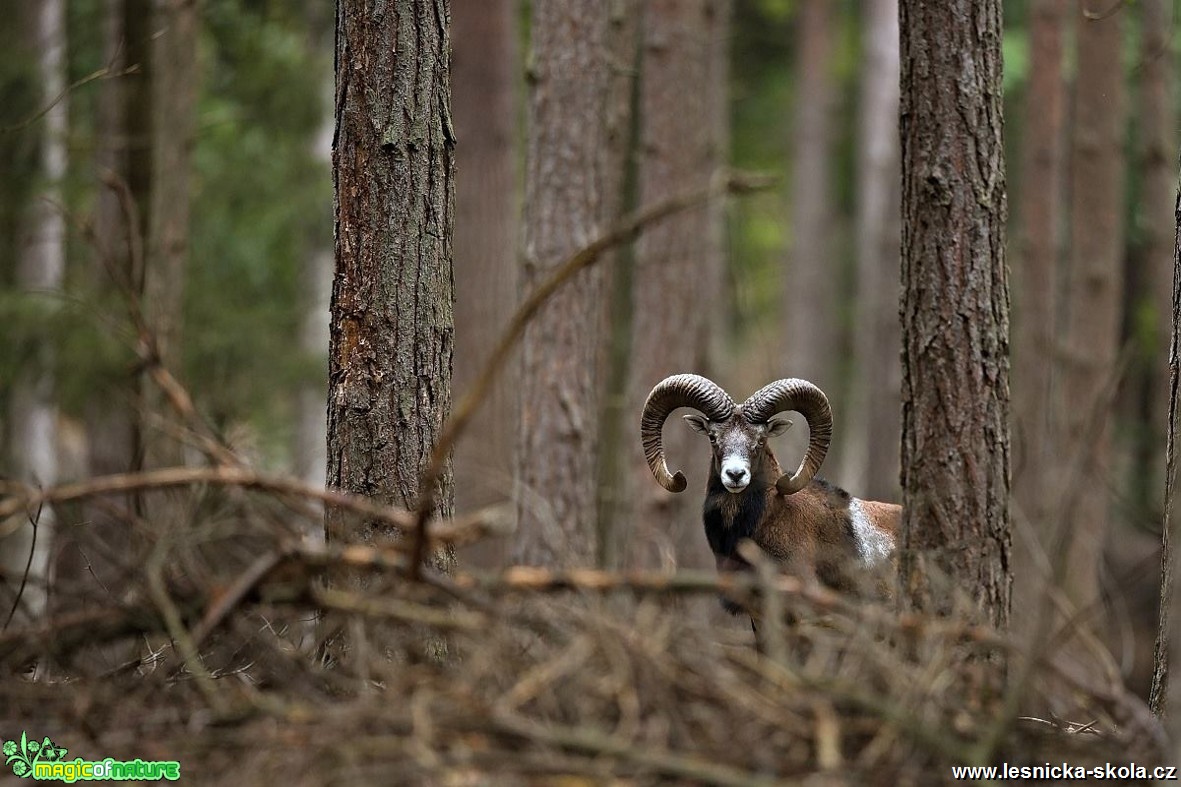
[514,1,619,567]
[784,0,838,394]
[1011,0,1068,637]
[898,0,1010,628]
[451,0,518,563]
[327,0,456,556]
[622,0,725,571]
[840,0,901,503]
[1055,2,1127,621]
[2,0,67,619]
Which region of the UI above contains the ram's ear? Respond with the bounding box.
[766,417,793,437]
[683,414,711,435]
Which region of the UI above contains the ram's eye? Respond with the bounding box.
[708,433,717,443]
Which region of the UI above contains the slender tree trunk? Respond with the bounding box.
[897,0,1010,628]
[1011,0,1068,637]
[293,104,332,497]
[621,0,726,572]
[1055,2,1127,622]
[784,0,838,393]
[514,1,620,567]
[2,0,67,619]
[1150,158,1180,717]
[72,0,138,625]
[327,0,456,557]
[840,0,901,503]
[138,0,198,491]
[1137,0,1177,529]
[451,0,518,565]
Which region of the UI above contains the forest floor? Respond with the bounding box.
[0,476,1167,786]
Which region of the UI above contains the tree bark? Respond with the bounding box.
[451,0,518,565]
[1150,157,1180,717]
[137,0,198,528]
[840,0,902,504]
[784,0,839,394]
[1011,0,1068,638]
[622,0,726,572]
[1136,0,1177,530]
[2,0,67,620]
[1055,1,1127,621]
[897,0,1010,628]
[514,1,620,567]
[327,0,456,559]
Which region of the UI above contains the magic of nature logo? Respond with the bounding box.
[3,732,180,782]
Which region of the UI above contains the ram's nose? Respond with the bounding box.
[722,464,750,491]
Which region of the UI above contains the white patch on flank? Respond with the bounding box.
[850,498,893,567]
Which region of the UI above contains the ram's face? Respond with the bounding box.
[683,414,792,493]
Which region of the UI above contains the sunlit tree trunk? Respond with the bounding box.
[327,0,456,556]
[840,0,901,503]
[1011,0,1068,637]
[452,0,518,565]
[2,0,67,619]
[898,0,1010,628]
[514,1,619,567]
[1055,2,1127,623]
[784,0,838,394]
[621,0,726,572]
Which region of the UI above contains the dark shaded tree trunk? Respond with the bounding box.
[451,0,518,565]
[1055,2,1127,621]
[897,0,1010,628]
[840,0,901,504]
[327,0,456,555]
[1011,0,1068,637]
[784,0,839,396]
[622,0,726,572]
[514,1,622,567]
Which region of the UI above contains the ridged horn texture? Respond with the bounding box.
[641,374,735,492]
[742,379,833,495]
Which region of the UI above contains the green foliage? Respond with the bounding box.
[185,0,331,445]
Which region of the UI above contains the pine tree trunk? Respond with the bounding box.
[784,0,838,393]
[1150,156,1181,716]
[135,0,198,535]
[1011,0,1067,637]
[327,0,456,556]
[2,0,67,619]
[622,0,726,571]
[1137,0,1177,532]
[1056,2,1127,620]
[898,0,1010,628]
[514,1,620,567]
[74,0,137,622]
[451,0,518,564]
[840,0,901,503]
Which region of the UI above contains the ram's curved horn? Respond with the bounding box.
[742,379,832,495]
[640,374,735,492]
